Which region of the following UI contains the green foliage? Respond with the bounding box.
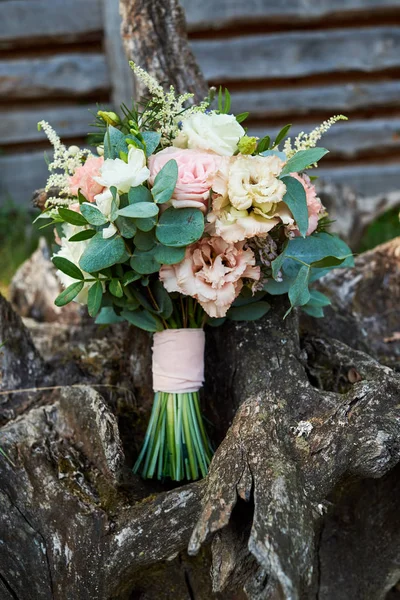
[272,124,291,148]
[130,248,160,274]
[104,125,129,160]
[117,202,159,219]
[87,281,103,316]
[218,87,231,114]
[52,257,84,280]
[358,206,400,253]
[68,230,96,242]
[154,244,185,265]
[281,176,309,237]
[80,203,108,226]
[227,301,271,321]
[58,208,88,227]
[156,207,204,247]
[95,307,125,324]
[79,233,126,273]
[121,308,164,332]
[151,159,178,204]
[142,131,161,156]
[54,281,84,306]
[280,148,329,177]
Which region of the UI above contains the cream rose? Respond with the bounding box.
[174,112,245,156]
[94,146,150,194]
[160,236,260,318]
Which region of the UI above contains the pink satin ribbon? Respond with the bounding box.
[152,328,205,393]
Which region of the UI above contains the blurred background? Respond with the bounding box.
[0,0,399,295]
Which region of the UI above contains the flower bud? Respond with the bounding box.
[97,110,121,126]
[68,145,80,156]
[96,145,104,156]
[237,135,258,155]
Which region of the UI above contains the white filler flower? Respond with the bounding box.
[94,147,150,193]
[175,112,245,156]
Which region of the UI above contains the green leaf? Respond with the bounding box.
[78,189,87,204]
[236,112,249,124]
[272,124,291,148]
[280,148,329,177]
[154,244,185,265]
[128,185,152,204]
[121,309,164,332]
[68,229,96,242]
[118,203,159,219]
[134,229,156,251]
[52,256,84,280]
[80,203,108,226]
[281,176,309,237]
[232,290,266,307]
[133,216,157,232]
[206,317,226,327]
[302,304,325,318]
[227,301,271,321]
[142,131,161,156]
[151,159,178,204]
[104,125,128,160]
[54,281,84,307]
[263,276,295,295]
[257,135,271,154]
[287,265,310,313]
[307,289,331,308]
[311,256,348,268]
[115,216,137,238]
[156,207,204,247]
[58,208,88,227]
[130,248,160,274]
[95,307,125,324]
[87,281,103,317]
[79,233,126,273]
[109,278,124,298]
[152,280,173,319]
[122,271,141,286]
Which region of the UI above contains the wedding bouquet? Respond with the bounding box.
[36,63,353,482]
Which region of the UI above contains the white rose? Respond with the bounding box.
[93,189,120,239]
[175,112,245,156]
[228,155,286,211]
[94,146,150,193]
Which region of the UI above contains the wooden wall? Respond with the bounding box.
[1,0,400,206]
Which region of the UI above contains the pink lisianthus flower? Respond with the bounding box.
[160,236,260,318]
[148,147,227,213]
[290,172,325,236]
[68,156,104,203]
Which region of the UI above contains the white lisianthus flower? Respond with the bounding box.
[174,112,245,156]
[94,189,121,239]
[94,146,150,193]
[228,155,287,211]
[54,224,93,304]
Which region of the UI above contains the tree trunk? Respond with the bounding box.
[3,1,400,598]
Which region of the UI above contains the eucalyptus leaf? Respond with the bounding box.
[52,257,84,280]
[121,308,164,332]
[288,265,311,312]
[281,176,309,237]
[104,125,128,160]
[122,271,141,286]
[79,233,126,273]
[206,317,226,327]
[109,278,124,298]
[95,307,125,324]
[142,131,161,156]
[58,208,88,227]
[156,207,204,248]
[118,203,159,219]
[280,148,329,177]
[228,301,271,321]
[152,280,173,319]
[87,281,103,317]
[151,159,178,204]
[130,248,160,274]
[80,203,108,226]
[134,230,156,251]
[128,185,152,204]
[307,289,331,308]
[115,216,137,238]
[301,304,325,318]
[154,244,185,265]
[54,281,84,307]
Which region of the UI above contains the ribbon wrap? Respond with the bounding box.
[152,328,205,393]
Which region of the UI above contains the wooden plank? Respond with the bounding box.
[248,119,400,159]
[102,0,135,108]
[1,151,399,207]
[0,0,103,49]
[0,105,98,145]
[0,54,110,99]
[182,0,400,30]
[191,27,400,82]
[231,81,400,119]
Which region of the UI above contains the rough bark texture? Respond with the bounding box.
[119,0,208,102]
[0,238,399,599]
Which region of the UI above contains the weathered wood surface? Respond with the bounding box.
[0,0,103,49]
[102,0,135,108]
[231,81,400,118]
[182,0,400,29]
[0,105,97,145]
[0,55,110,99]
[0,238,399,598]
[192,27,400,82]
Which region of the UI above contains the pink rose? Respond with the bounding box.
[69,156,104,203]
[290,173,324,236]
[148,148,226,213]
[160,236,260,318]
